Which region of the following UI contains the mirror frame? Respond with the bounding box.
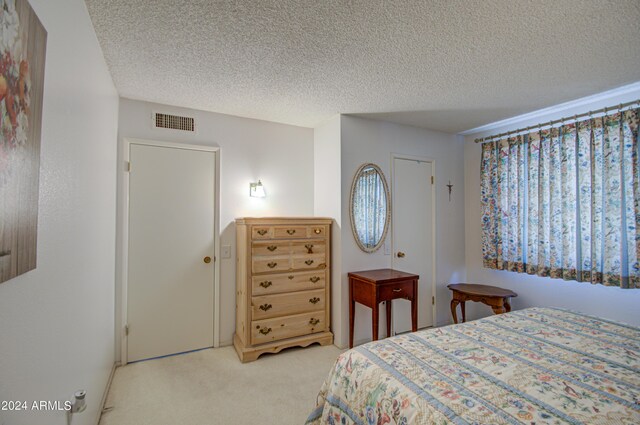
[349,163,391,253]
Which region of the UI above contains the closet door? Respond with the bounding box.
[127,143,215,362]
[392,157,434,333]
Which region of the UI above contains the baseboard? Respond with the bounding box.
[96,362,119,425]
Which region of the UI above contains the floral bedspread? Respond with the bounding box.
[306,307,640,425]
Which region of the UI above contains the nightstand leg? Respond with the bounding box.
[349,280,355,348]
[372,304,379,341]
[461,301,466,323]
[386,301,392,338]
[349,299,355,349]
[504,298,512,312]
[450,299,459,324]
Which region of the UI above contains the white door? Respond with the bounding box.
[392,157,434,333]
[127,143,215,362]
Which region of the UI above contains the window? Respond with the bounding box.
[480,108,639,288]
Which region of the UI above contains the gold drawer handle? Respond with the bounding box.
[259,303,272,311]
[257,229,268,236]
[305,259,314,266]
[393,288,402,292]
[309,318,320,325]
[258,327,272,335]
[286,229,296,235]
[267,262,277,268]
[305,244,314,253]
[267,245,278,252]
[309,297,321,304]
[259,281,272,288]
[310,276,321,283]
[314,228,322,234]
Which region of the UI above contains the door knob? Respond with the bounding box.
[397,252,405,258]
[204,256,212,264]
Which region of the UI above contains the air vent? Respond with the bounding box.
[153,112,195,132]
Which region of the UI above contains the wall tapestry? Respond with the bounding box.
[0,0,47,283]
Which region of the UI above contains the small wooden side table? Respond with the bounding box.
[447,283,517,324]
[348,269,419,348]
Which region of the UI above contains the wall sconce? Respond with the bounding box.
[250,180,266,198]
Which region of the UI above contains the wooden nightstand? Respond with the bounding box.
[348,269,419,348]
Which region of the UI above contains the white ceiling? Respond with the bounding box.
[85,0,640,133]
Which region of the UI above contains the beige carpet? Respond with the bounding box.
[99,344,343,425]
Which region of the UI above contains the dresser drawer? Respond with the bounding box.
[273,226,308,239]
[308,225,327,238]
[251,311,326,345]
[291,241,326,256]
[292,254,326,271]
[252,257,291,274]
[252,271,326,296]
[252,241,289,256]
[379,280,415,301]
[251,226,274,240]
[252,289,325,320]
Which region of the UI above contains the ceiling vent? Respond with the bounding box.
[153,112,195,132]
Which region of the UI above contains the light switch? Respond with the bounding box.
[221,245,231,259]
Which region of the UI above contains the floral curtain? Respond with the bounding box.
[481,108,640,288]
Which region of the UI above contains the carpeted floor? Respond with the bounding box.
[99,344,343,425]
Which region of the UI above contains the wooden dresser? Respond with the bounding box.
[234,217,333,362]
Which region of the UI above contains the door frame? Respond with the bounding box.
[390,153,437,331]
[119,137,221,365]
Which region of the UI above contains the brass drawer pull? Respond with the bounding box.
[310,276,321,283]
[259,303,272,311]
[393,288,402,293]
[309,297,321,304]
[267,245,278,252]
[314,228,322,234]
[259,281,272,288]
[286,229,296,235]
[258,327,272,335]
[288,275,295,279]
[305,259,314,266]
[305,244,314,253]
[318,263,326,269]
[267,262,277,268]
[309,318,320,325]
[256,229,268,236]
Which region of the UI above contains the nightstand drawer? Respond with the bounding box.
[379,281,415,301]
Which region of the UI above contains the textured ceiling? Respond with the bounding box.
[85,0,640,133]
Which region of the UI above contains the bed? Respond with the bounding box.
[306,307,640,424]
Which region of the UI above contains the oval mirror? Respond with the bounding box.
[349,163,391,253]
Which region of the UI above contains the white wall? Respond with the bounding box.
[463,83,640,325]
[0,1,119,424]
[117,99,314,352]
[339,116,466,348]
[313,116,342,345]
